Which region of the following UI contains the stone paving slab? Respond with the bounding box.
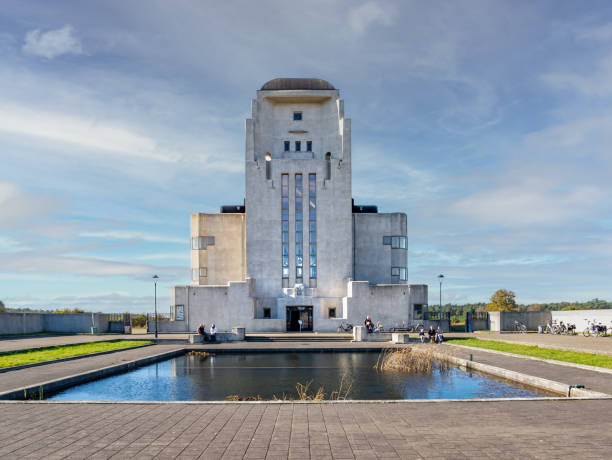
[1,400,612,459]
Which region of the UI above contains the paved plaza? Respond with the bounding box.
[2,333,612,458]
[1,399,612,459]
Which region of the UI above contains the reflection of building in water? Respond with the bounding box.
[170,78,428,332]
[171,357,179,377]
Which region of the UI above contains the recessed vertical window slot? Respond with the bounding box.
[307,141,312,152]
[325,152,331,180]
[265,153,271,180]
[281,174,289,279]
[295,174,303,281]
[284,141,290,152]
[309,173,317,281]
[295,141,301,152]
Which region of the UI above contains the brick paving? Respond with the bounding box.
[1,400,611,459]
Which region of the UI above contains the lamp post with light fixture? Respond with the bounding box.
[153,275,159,339]
[438,274,444,329]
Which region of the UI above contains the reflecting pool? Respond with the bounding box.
[48,351,553,401]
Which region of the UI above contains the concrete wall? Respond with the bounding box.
[191,213,246,285]
[353,213,407,285]
[0,312,111,334]
[0,312,45,335]
[488,311,552,332]
[245,87,352,298]
[551,309,612,332]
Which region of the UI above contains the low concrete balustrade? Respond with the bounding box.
[188,326,245,344]
[353,326,409,343]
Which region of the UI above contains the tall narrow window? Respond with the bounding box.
[295,141,301,152]
[325,152,331,180]
[265,153,271,180]
[309,174,317,280]
[284,141,290,152]
[281,174,289,279]
[307,141,312,152]
[295,174,303,280]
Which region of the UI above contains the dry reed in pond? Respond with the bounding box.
[375,347,448,373]
[225,395,263,401]
[272,374,354,401]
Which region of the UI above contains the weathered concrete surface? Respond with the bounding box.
[1,400,612,459]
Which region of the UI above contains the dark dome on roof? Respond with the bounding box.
[261,78,335,91]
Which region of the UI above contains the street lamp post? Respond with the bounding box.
[438,274,444,329]
[153,275,159,339]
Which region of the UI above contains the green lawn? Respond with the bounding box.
[0,340,153,368]
[447,337,612,369]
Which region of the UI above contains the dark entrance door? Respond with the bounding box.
[286,306,313,331]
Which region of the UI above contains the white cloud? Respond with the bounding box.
[542,55,612,96]
[0,181,61,227]
[0,103,173,161]
[576,23,612,41]
[80,230,185,244]
[22,25,83,59]
[449,182,603,226]
[348,2,394,34]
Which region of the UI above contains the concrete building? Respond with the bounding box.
[170,78,428,332]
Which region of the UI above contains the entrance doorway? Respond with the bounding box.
[286,306,313,332]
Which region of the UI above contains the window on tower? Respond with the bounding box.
[293,111,302,121]
[295,141,301,152]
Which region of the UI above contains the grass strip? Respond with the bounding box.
[0,340,153,368]
[447,337,612,369]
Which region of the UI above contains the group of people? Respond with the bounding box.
[196,323,217,342]
[419,325,444,343]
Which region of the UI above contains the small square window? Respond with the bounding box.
[296,255,303,267]
[307,141,312,152]
[284,141,290,152]
[282,267,289,278]
[207,236,214,246]
[191,237,198,250]
[199,236,207,249]
[296,245,303,256]
[296,267,303,277]
[329,308,336,318]
[309,244,316,256]
[199,267,207,277]
[192,268,198,280]
[309,221,316,232]
[282,232,288,243]
[383,236,391,245]
[391,267,400,276]
[296,232,302,243]
[282,244,289,256]
[296,221,302,232]
[282,221,289,231]
[310,256,316,267]
[295,141,301,152]
[309,231,316,244]
[293,112,302,121]
[263,308,271,319]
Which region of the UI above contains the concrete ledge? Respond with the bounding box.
[0,348,184,400]
[0,342,153,374]
[432,350,611,398]
[188,327,245,344]
[446,342,612,375]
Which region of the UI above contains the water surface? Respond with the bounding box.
[48,351,552,401]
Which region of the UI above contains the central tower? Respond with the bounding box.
[245,78,353,299]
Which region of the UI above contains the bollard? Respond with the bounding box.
[469,354,473,361]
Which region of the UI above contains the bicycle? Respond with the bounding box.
[583,319,606,337]
[336,322,353,333]
[513,320,527,333]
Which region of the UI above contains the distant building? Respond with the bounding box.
[170,78,427,332]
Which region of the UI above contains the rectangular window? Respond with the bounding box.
[309,174,316,279]
[199,267,207,277]
[207,236,214,246]
[383,236,391,245]
[191,268,198,280]
[329,308,336,318]
[191,237,198,250]
[199,236,207,249]
[307,141,312,152]
[175,305,184,321]
[391,236,407,249]
[282,174,289,279]
[263,308,271,318]
[391,267,400,276]
[293,111,302,120]
[295,173,303,279]
[284,141,290,152]
[399,267,407,281]
[295,141,301,152]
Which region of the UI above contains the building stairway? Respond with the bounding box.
[245,333,352,342]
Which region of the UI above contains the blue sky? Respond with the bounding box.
[1,1,612,313]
